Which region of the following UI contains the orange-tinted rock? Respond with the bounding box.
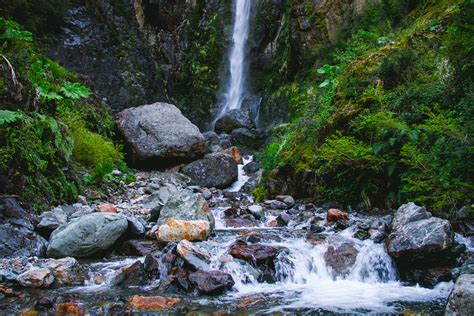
[55,302,85,316]
[224,146,243,164]
[17,268,54,288]
[128,296,180,311]
[19,310,39,316]
[266,219,278,228]
[97,203,117,213]
[327,209,349,222]
[156,219,210,242]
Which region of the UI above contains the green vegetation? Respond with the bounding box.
[0,18,125,210]
[259,0,474,216]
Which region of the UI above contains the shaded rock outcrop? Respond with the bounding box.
[445,273,474,315]
[116,102,208,168]
[0,198,47,258]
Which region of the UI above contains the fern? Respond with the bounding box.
[60,82,90,99]
[0,110,24,125]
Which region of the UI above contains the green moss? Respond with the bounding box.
[259,0,474,215]
[0,18,125,210]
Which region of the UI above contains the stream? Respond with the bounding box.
[2,156,459,315]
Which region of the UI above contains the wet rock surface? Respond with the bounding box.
[214,109,255,134]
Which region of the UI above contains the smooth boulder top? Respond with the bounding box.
[116,102,208,167]
[46,212,128,258]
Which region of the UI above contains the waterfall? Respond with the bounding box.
[218,0,252,118]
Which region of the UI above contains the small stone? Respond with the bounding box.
[97,203,117,213]
[18,268,54,288]
[225,218,258,228]
[224,146,243,164]
[188,270,235,294]
[156,219,211,242]
[176,240,210,271]
[276,195,295,207]
[128,296,180,311]
[327,209,349,223]
[109,261,147,287]
[55,302,85,316]
[248,205,265,220]
[276,213,291,227]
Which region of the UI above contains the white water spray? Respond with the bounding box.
[218,0,252,118]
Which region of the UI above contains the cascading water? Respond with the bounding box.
[217,0,252,118]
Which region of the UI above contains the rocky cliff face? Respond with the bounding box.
[6,0,375,128]
[47,0,167,113]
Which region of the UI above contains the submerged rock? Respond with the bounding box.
[156,219,211,242]
[128,295,181,311]
[445,273,474,315]
[116,102,208,167]
[214,109,255,134]
[182,152,238,189]
[225,218,258,228]
[386,202,454,267]
[188,270,235,294]
[323,235,359,277]
[46,212,128,258]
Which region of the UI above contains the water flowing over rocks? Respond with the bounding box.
[116,102,208,167]
[46,213,128,258]
[182,152,238,189]
[176,240,211,271]
[128,295,181,311]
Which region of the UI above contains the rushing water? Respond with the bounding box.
[218,0,252,118]
[3,162,459,314]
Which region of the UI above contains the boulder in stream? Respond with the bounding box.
[176,240,211,271]
[156,219,211,242]
[188,270,235,294]
[157,188,213,226]
[44,257,85,286]
[323,235,359,277]
[445,273,474,315]
[46,212,128,258]
[182,152,238,189]
[109,260,147,287]
[214,109,255,134]
[386,202,454,267]
[116,102,208,167]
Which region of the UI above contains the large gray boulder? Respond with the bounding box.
[445,274,474,315]
[182,152,238,189]
[0,198,47,258]
[46,213,128,258]
[156,189,214,227]
[387,203,454,267]
[116,102,208,167]
[214,109,255,134]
